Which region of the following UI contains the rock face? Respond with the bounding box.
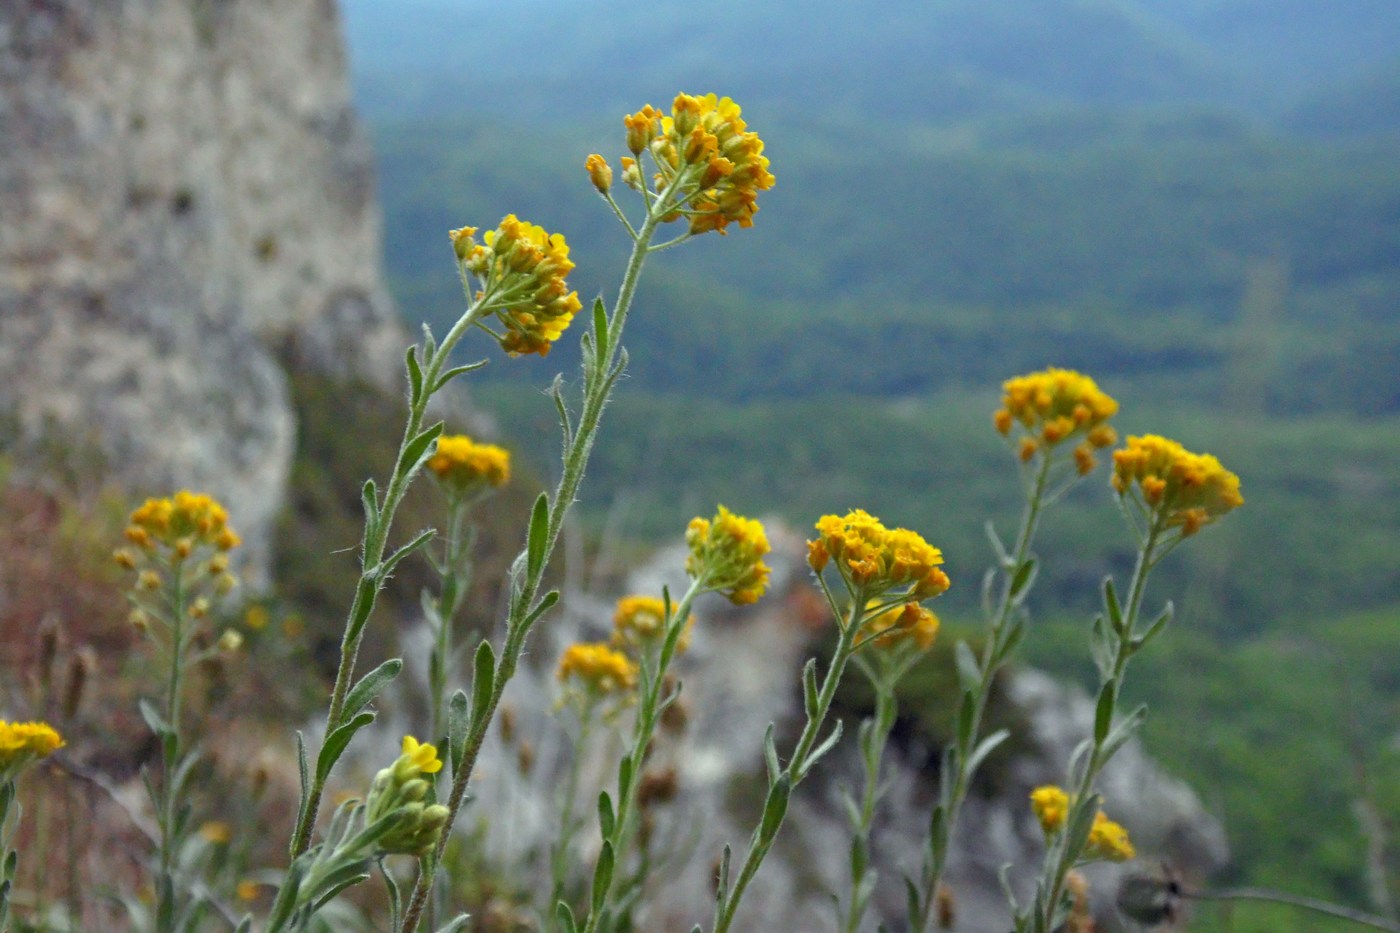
[0,0,406,576]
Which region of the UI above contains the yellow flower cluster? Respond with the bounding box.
[860,601,941,652]
[0,720,63,774]
[556,642,638,695]
[426,434,511,494]
[449,215,582,357]
[1029,785,1135,862]
[612,595,694,655]
[808,510,950,600]
[1111,435,1244,536]
[124,491,241,556]
[611,93,775,235]
[366,736,450,856]
[684,506,772,605]
[994,368,1119,474]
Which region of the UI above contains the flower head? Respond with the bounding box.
[1111,434,1243,535]
[995,369,1119,474]
[124,491,240,557]
[1030,785,1070,834]
[624,94,774,236]
[809,510,949,601]
[426,434,511,495]
[0,721,63,776]
[612,595,695,655]
[365,736,450,856]
[450,215,582,357]
[685,506,771,605]
[859,601,941,653]
[557,642,638,696]
[1087,811,1136,862]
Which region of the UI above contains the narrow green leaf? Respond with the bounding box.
[966,728,1010,780]
[521,589,561,632]
[1133,600,1174,653]
[998,616,1026,662]
[759,775,791,842]
[598,791,616,839]
[904,876,922,927]
[396,421,444,482]
[447,690,470,771]
[433,914,471,933]
[361,479,379,531]
[954,641,981,693]
[1089,615,1114,680]
[526,493,550,581]
[1102,703,1148,762]
[432,359,489,394]
[138,698,170,739]
[849,834,868,881]
[802,719,844,777]
[762,724,780,783]
[592,297,609,356]
[1009,557,1037,601]
[556,903,579,933]
[550,374,573,450]
[956,690,977,750]
[984,519,1010,567]
[1094,680,1116,745]
[318,712,375,783]
[471,641,496,723]
[592,840,615,914]
[295,731,309,803]
[1103,577,1124,634]
[618,756,634,804]
[234,916,253,933]
[406,346,424,404]
[980,567,997,618]
[342,658,403,724]
[1064,794,1101,863]
[380,527,437,578]
[801,659,820,719]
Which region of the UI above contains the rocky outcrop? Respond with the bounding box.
[0,0,406,577]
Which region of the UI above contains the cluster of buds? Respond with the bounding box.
[596,93,775,236]
[612,595,694,656]
[1030,785,1135,863]
[684,506,772,605]
[858,600,941,653]
[808,509,950,602]
[556,642,638,698]
[364,737,451,857]
[426,434,511,497]
[994,368,1119,474]
[1111,434,1244,536]
[0,720,63,778]
[449,215,582,357]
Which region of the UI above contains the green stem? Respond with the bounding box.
[843,681,897,933]
[713,598,864,933]
[579,577,705,933]
[915,453,1052,933]
[549,707,595,932]
[429,498,471,745]
[395,198,670,933]
[156,557,188,933]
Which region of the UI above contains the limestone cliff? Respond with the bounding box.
[0,0,407,575]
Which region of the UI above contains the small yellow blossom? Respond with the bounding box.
[1087,811,1136,862]
[995,369,1119,472]
[0,720,63,775]
[557,643,638,695]
[450,215,582,357]
[585,153,613,194]
[685,506,771,605]
[366,737,451,856]
[217,629,243,653]
[426,434,511,494]
[198,821,232,845]
[125,491,240,557]
[396,735,443,779]
[809,510,950,600]
[1030,785,1070,834]
[236,880,259,901]
[611,594,695,654]
[244,605,270,631]
[860,601,941,652]
[1111,435,1243,536]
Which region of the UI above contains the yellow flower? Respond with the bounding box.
[994,369,1119,472]
[198,821,232,845]
[809,510,950,600]
[557,643,638,695]
[236,880,260,901]
[0,720,64,775]
[611,594,695,655]
[1030,785,1070,834]
[624,93,774,236]
[451,215,582,357]
[859,601,941,652]
[244,605,270,631]
[125,491,240,558]
[1111,435,1243,535]
[426,434,511,494]
[585,153,613,194]
[366,737,450,856]
[1087,811,1136,862]
[685,506,772,605]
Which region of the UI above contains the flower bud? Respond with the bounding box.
[585,153,612,194]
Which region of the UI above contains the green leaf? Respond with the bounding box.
[965,728,1009,779]
[1103,577,1124,634]
[447,690,470,771]
[1089,615,1114,680]
[618,755,634,804]
[1133,601,1174,654]
[396,421,444,481]
[802,719,844,777]
[521,589,561,632]
[295,731,309,804]
[762,724,780,783]
[380,527,437,579]
[1094,680,1116,745]
[361,479,379,531]
[556,903,579,933]
[318,712,375,783]
[1008,557,1037,602]
[432,359,489,394]
[526,493,550,581]
[904,876,922,927]
[406,346,424,404]
[598,791,616,839]
[471,640,496,723]
[1064,794,1101,862]
[591,839,615,914]
[801,659,820,719]
[550,374,573,450]
[1101,703,1147,762]
[956,690,977,750]
[342,658,403,724]
[759,775,791,843]
[984,519,1010,567]
[592,297,609,357]
[433,915,471,933]
[954,641,981,693]
[138,698,171,740]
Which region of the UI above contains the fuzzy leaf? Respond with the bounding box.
[406,346,424,404]
[342,658,403,724]
[1094,680,1116,745]
[471,641,496,723]
[318,712,375,783]
[396,421,444,481]
[527,493,550,580]
[955,641,981,693]
[759,775,791,843]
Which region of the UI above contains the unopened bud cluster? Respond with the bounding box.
[808,509,950,602]
[994,368,1119,474]
[685,506,771,605]
[426,434,511,496]
[1111,434,1243,536]
[365,736,451,857]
